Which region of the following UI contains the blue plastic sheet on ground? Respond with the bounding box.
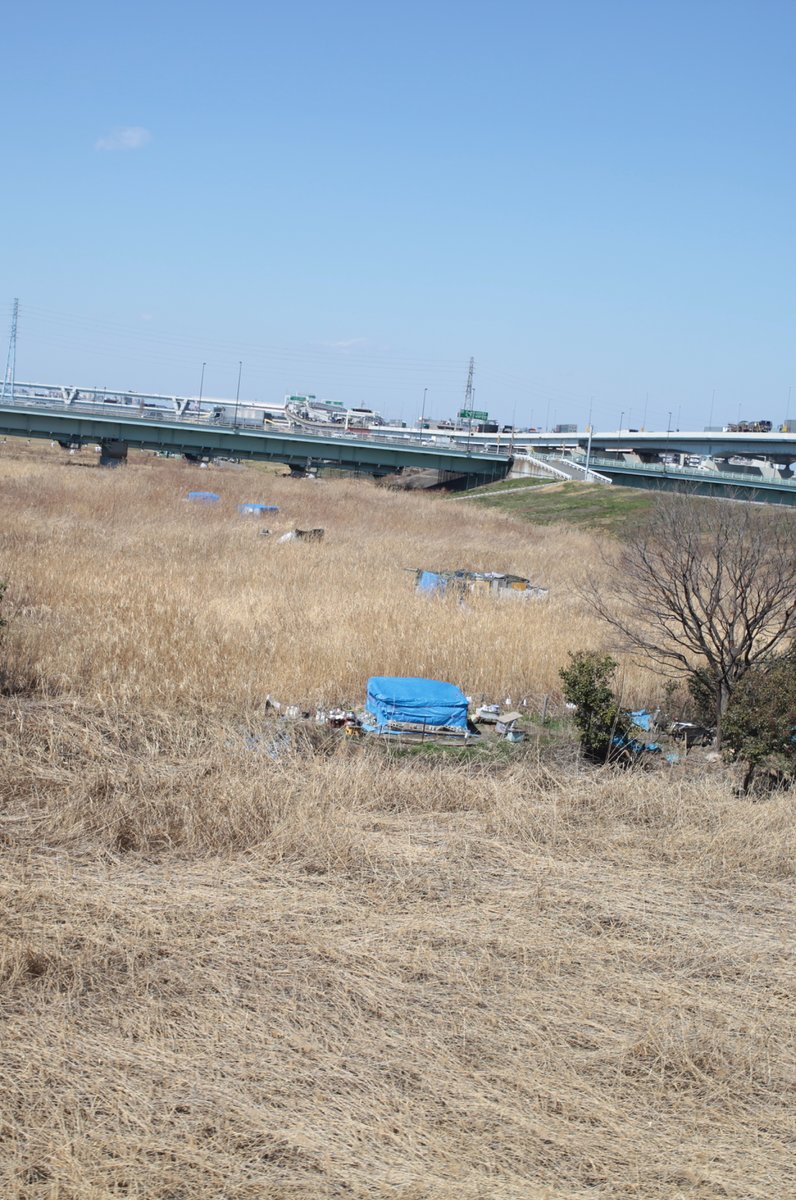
[612,733,661,756]
[364,676,469,732]
[239,503,279,515]
[186,491,220,502]
[630,709,653,731]
[416,571,447,595]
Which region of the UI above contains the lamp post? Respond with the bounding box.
[420,387,427,433]
[619,410,624,432]
[234,361,242,428]
[584,398,594,474]
[198,362,206,412]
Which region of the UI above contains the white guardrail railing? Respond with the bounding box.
[548,457,613,484]
[520,454,573,481]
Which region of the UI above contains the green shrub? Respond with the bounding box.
[722,656,796,793]
[559,651,631,764]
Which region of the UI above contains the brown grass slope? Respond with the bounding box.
[1,444,794,1199]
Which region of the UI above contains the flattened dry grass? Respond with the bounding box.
[2,701,795,1199]
[1,443,794,1198]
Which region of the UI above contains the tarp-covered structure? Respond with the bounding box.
[414,569,548,599]
[364,676,469,734]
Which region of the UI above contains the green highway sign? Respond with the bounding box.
[458,409,488,421]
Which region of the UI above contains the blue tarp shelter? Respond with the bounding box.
[364,676,469,733]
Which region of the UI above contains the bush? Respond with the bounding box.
[722,657,796,793]
[559,651,631,764]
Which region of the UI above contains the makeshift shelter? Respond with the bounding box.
[413,569,548,600]
[363,676,470,736]
[277,528,325,543]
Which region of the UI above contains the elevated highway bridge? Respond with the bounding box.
[570,454,796,504]
[4,382,796,501]
[384,425,796,466]
[0,399,511,489]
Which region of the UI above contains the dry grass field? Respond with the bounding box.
[1,442,794,1199]
[0,441,656,712]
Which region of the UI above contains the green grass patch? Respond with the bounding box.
[460,475,553,496]
[464,480,654,531]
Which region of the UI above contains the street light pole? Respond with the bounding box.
[619,410,624,432]
[234,361,242,428]
[420,387,427,432]
[198,362,206,411]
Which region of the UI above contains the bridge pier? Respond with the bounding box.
[99,439,128,468]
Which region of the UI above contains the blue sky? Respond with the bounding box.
[2,0,795,429]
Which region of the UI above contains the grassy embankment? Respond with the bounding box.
[461,477,655,531]
[1,441,793,1200]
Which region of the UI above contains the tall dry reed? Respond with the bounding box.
[0,442,657,713]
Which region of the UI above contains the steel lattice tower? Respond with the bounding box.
[463,356,475,408]
[1,298,18,403]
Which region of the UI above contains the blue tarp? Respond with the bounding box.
[186,491,220,502]
[417,571,447,595]
[630,709,653,731]
[238,503,279,515]
[612,734,661,756]
[365,676,469,732]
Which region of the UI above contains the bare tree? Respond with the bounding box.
[586,493,796,743]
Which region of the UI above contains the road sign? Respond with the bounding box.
[458,408,488,421]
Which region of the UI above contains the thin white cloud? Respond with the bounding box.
[322,338,368,351]
[95,126,152,152]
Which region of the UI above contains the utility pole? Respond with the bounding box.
[198,361,206,411]
[234,361,242,428]
[420,386,428,431]
[2,298,19,404]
